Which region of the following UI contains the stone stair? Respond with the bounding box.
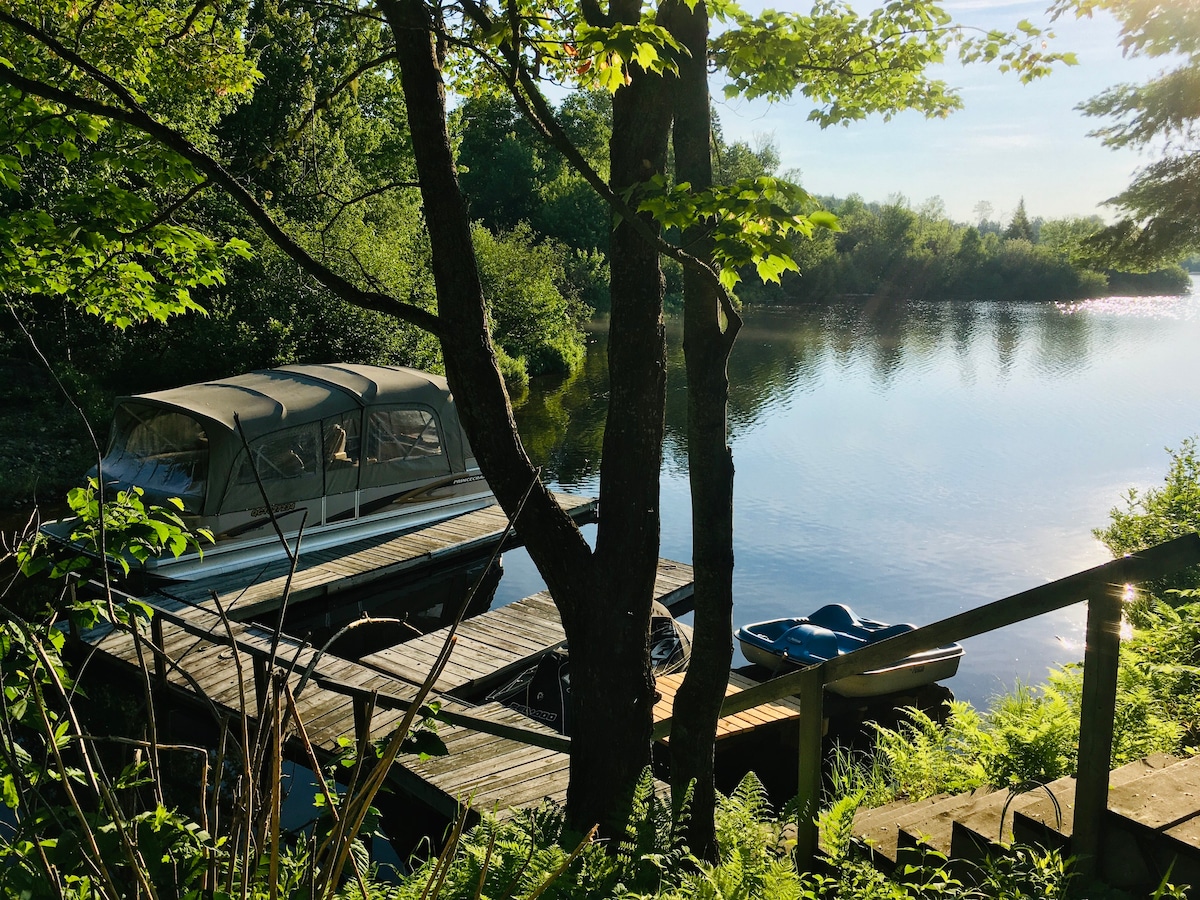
[851,754,1200,891]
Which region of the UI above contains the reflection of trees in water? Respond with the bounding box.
[516,300,1097,484]
[990,303,1021,379]
[513,326,610,486]
[948,302,979,384]
[1031,304,1092,378]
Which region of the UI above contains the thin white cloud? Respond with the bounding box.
[943,0,1045,10]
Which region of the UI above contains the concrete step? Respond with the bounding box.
[1107,752,1200,830]
[852,788,999,866]
[1098,754,1200,892]
[1012,753,1180,847]
[851,793,955,868]
[848,753,1200,892]
[950,775,1076,853]
[851,754,1184,871]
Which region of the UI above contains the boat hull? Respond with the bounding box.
[41,476,497,582]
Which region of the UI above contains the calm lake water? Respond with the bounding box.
[497,278,1200,708]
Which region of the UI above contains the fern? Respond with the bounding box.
[819,790,863,864]
[871,703,987,800]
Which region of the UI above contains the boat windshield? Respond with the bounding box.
[98,405,209,512]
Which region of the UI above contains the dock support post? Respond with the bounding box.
[353,695,372,750]
[794,665,825,870]
[150,615,166,688]
[1072,584,1124,877]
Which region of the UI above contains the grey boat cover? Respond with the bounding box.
[94,364,472,516]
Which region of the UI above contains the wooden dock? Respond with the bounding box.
[359,558,695,696]
[85,593,574,821]
[72,499,733,824]
[652,671,803,743]
[156,493,596,620]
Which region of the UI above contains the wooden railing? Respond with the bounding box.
[87,590,574,754]
[654,532,1200,873]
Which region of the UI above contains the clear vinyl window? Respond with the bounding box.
[365,408,443,465]
[100,406,209,511]
[237,423,321,484]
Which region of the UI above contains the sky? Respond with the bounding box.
[712,0,1170,224]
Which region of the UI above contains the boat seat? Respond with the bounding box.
[807,604,860,632]
[782,623,842,662]
[324,424,349,462]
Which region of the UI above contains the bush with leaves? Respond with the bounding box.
[474,223,591,379]
[1094,437,1200,608]
[869,703,989,802]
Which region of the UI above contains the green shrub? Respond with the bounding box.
[473,223,590,378]
[870,703,988,801]
[1093,437,1200,608]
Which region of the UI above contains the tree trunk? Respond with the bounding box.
[565,0,674,835]
[385,0,671,838]
[382,0,592,595]
[664,0,741,859]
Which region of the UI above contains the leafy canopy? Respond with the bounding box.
[446,0,1073,294]
[0,0,257,327]
[1051,0,1200,265]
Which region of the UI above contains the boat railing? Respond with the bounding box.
[652,532,1200,874]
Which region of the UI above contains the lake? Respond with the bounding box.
[497,279,1200,708]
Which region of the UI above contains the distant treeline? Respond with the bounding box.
[456,95,1191,309]
[734,197,1192,305]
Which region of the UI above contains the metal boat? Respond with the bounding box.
[42,364,495,580]
[736,603,964,698]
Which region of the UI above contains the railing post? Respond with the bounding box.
[794,665,825,869]
[1072,584,1124,876]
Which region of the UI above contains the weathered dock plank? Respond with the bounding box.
[359,558,695,695]
[652,671,803,743]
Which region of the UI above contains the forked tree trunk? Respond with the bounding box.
[384,0,671,837]
[664,0,740,859]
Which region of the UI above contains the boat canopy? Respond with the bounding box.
[93,364,473,516]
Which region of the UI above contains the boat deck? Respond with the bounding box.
[157,493,596,620]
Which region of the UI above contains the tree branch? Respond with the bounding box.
[0,63,442,336]
[270,50,400,168]
[454,0,739,323]
[318,179,423,237]
[165,0,214,44]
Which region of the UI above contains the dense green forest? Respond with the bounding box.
[736,196,1192,305]
[452,95,1191,309]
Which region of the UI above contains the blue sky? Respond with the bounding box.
[713,0,1167,224]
